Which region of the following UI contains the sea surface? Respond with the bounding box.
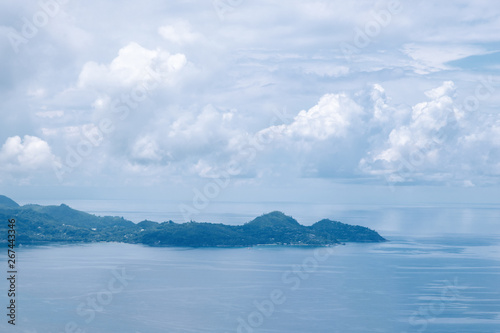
[0,235,499,332]
[1,204,500,332]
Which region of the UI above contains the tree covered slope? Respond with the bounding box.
[0,197,386,247]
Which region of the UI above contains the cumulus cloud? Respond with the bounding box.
[0,136,59,180]
[122,105,242,177]
[186,81,496,184]
[260,93,363,141]
[2,0,500,194]
[19,79,500,187]
[130,135,163,163]
[113,81,500,185]
[367,84,408,128]
[358,81,500,184]
[77,42,187,91]
[209,92,371,179]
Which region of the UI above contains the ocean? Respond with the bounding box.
[1,204,499,332]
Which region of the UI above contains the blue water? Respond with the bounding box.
[1,234,499,332]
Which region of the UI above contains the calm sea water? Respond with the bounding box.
[1,234,499,332]
[1,204,500,332]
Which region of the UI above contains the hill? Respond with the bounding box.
[0,195,20,208]
[0,196,386,247]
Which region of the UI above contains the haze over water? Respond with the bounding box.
[20,199,500,236]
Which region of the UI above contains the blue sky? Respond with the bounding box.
[1,0,500,214]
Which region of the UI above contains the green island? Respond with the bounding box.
[0,195,386,247]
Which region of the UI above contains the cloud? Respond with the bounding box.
[121,105,243,177]
[402,44,488,74]
[360,82,458,179]
[77,42,187,91]
[158,20,202,44]
[300,64,349,77]
[0,136,59,179]
[2,0,500,196]
[358,80,500,184]
[130,135,163,163]
[35,110,64,118]
[194,80,497,184]
[211,92,371,179]
[109,81,500,185]
[260,93,363,141]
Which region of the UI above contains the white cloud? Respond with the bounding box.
[373,81,457,163]
[121,105,242,177]
[41,125,90,141]
[130,135,163,163]
[2,0,500,194]
[35,110,65,118]
[0,136,59,174]
[301,64,349,77]
[77,42,187,91]
[118,81,499,184]
[260,93,363,141]
[358,81,500,184]
[402,44,487,74]
[368,84,407,126]
[166,105,237,149]
[158,20,201,44]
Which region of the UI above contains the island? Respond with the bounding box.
[0,195,386,247]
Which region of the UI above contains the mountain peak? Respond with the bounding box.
[0,195,20,208]
[245,211,301,228]
[311,219,386,242]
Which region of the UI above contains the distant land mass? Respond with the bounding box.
[0,195,386,247]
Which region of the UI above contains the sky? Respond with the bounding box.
[1,0,500,218]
